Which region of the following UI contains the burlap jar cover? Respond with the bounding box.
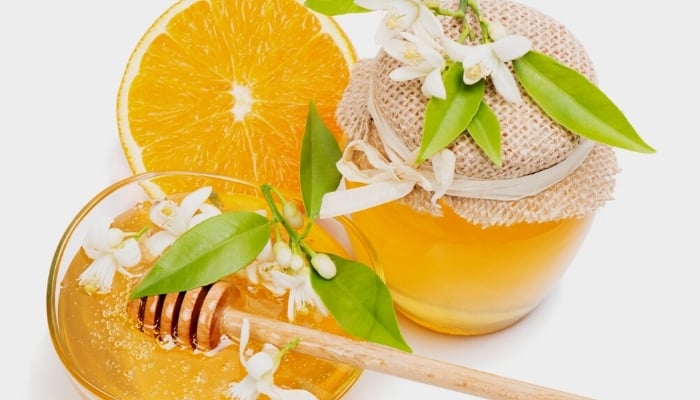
[332,0,618,227]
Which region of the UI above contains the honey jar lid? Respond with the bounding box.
[333,0,620,227]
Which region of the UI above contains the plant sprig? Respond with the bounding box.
[131,103,410,352]
[305,0,655,167]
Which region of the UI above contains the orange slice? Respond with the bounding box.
[117,0,356,196]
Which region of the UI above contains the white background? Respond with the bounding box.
[2,0,698,399]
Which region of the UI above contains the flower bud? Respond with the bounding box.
[311,253,336,279]
[273,241,293,265]
[282,201,304,230]
[488,20,507,40]
[289,253,306,271]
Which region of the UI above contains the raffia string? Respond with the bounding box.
[319,81,596,219]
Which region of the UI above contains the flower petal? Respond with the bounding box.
[246,352,276,379]
[414,5,444,45]
[442,38,466,61]
[78,255,118,294]
[245,263,261,285]
[149,199,179,230]
[188,209,219,228]
[382,38,412,63]
[490,62,522,103]
[373,0,421,44]
[239,318,251,366]
[487,21,509,41]
[258,265,288,296]
[288,289,305,322]
[422,68,446,99]
[429,148,456,203]
[261,343,281,362]
[375,23,397,45]
[303,278,329,316]
[82,218,121,257]
[421,47,445,69]
[491,35,531,61]
[179,186,212,219]
[113,238,142,267]
[269,269,303,290]
[462,45,492,70]
[199,203,222,217]
[225,376,259,400]
[269,269,328,321]
[144,230,176,258]
[390,66,430,81]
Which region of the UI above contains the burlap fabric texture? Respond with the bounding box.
[336,0,619,227]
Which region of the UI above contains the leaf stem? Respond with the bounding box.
[260,183,316,258]
[261,184,294,236]
[131,226,150,240]
[430,6,465,18]
[467,0,491,42]
[275,337,301,364]
[296,238,318,258]
[455,0,472,42]
[299,218,313,240]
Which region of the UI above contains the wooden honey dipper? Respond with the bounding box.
[127,280,591,400]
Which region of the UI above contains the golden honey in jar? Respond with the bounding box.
[47,172,376,399]
[349,196,594,335]
[331,0,622,335]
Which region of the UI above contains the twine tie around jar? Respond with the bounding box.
[319,78,596,219]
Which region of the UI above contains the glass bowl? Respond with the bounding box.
[47,171,378,399]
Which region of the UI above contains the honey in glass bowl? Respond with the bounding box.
[47,171,378,399]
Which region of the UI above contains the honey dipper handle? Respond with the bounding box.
[220,308,590,400]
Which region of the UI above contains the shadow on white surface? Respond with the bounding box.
[31,288,565,400]
[30,336,76,399]
[343,288,574,400]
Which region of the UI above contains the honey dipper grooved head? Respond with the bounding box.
[127,281,237,352]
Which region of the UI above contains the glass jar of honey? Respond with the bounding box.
[348,196,595,335]
[329,0,622,335]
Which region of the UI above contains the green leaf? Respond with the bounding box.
[130,212,270,298]
[467,101,502,167]
[417,63,484,164]
[300,101,343,220]
[513,51,655,153]
[311,255,411,352]
[304,0,368,15]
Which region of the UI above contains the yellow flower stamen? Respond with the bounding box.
[464,64,483,81]
[385,13,402,30]
[403,47,424,63]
